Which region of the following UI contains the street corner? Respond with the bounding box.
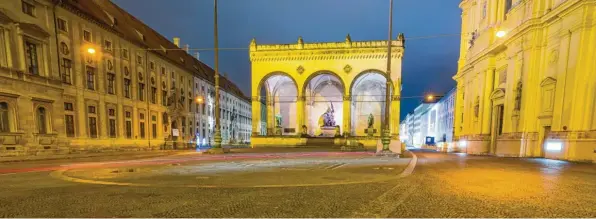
[50,155,413,188]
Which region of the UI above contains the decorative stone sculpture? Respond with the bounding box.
[301,125,308,137]
[275,114,282,128]
[367,113,374,128]
[321,102,336,127]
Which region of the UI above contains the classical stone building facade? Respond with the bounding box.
[455,0,595,162]
[0,0,250,157]
[249,35,405,151]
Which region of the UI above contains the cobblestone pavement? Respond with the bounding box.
[1,149,595,217]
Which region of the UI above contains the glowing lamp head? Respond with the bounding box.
[496,30,507,38]
[87,47,96,54]
[196,96,204,103]
[427,95,434,101]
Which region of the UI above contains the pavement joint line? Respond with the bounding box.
[398,150,418,178]
[349,150,419,217]
[49,168,403,188]
[48,155,415,189]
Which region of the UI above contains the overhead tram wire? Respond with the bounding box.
[95,32,467,52]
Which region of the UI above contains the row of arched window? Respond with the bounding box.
[0,102,48,134]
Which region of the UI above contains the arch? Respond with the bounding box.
[348,69,389,93]
[350,71,388,136]
[257,71,298,97]
[301,70,346,97]
[258,71,299,136]
[303,71,345,136]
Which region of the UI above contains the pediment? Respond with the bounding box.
[490,88,506,100]
[540,77,557,87]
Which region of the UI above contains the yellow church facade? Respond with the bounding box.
[455,0,596,162]
[250,35,405,151]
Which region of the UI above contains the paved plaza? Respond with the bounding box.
[1,149,595,217]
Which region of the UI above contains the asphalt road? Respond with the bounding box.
[0,149,594,218]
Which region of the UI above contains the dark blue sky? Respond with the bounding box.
[113,0,461,118]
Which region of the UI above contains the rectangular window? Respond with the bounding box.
[107,73,116,94]
[151,87,157,104]
[140,122,145,138]
[57,18,67,32]
[22,1,35,16]
[138,83,145,101]
[88,106,96,114]
[124,78,131,98]
[89,117,97,138]
[505,0,513,14]
[162,90,168,106]
[83,30,91,42]
[64,102,73,111]
[161,67,165,75]
[136,55,142,64]
[122,49,129,59]
[152,123,157,139]
[61,58,72,84]
[65,115,75,137]
[188,99,192,111]
[25,41,39,75]
[86,66,95,90]
[125,121,132,139]
[104,40,112,52]
[149,61,155,70]
[125,111,131,118]
[108,109,115,116]
[109,119,116,138]
[202,103,205,115]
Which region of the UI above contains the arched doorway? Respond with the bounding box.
[260,73,298,136]
[304,72,345,136]
[350,71,387,136]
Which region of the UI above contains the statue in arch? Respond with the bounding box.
[275,114,282,128]
[321,102,336,127]
[368,113,374,128]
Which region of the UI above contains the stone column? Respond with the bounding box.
[391,95,400,139]
[296,95,305,135]
[251,96,261,136]
[342,95,351,136]
[266,97,274,135]
[481,68,495,134]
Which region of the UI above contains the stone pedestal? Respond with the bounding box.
[320,127,336,137]
[274,127,283,136]
[365,128,377,137]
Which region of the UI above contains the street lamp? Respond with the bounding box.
[86,47,96,54]
[378,0,395,156]
[209,0,225,153]
[427,95,434,101]
[496,30,507,38]
[195,96,204,104]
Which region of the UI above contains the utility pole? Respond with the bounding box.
[210,0,224,153]
[379,0,396,156]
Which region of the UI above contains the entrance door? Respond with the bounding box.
[540,126,551,157]
[490,105,504,154]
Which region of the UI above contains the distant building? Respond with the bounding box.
[0,0,250,157]
[400,88,458,151]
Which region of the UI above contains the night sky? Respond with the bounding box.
[113,0,461,119]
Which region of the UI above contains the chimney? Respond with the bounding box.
[184,44,189,53]
[173,37,180,48]
[195,52,200,60]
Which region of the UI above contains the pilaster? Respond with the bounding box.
[342,95,351,136]
[251,96,261,136]
[297,95,305,133]
[390,95,400,138]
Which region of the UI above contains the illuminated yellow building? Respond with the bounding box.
[0,0,250,157]
[454,0,595,162]
[250,35,405,152]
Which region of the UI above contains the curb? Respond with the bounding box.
[398,150,418,178]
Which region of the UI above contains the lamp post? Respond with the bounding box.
[210,0,224,153]
[378,0,395,156]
